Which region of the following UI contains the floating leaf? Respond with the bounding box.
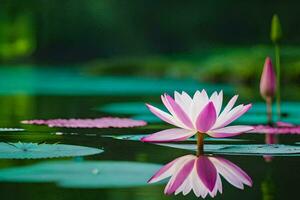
[0,142,103,159]
[21,117,147,128]
[0,128,24,132]
[103,134,246,142]
[156,143,300,156]
[0,160,162,188]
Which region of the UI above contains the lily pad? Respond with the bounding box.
[0,128,24,132]
[0,142,103,159]
[103,134,246,142]
[0,160,162,188]
[156,143,300,156]
[21,117,147,128]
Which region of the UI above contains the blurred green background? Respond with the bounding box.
[1,0,300,84]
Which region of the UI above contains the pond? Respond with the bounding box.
[0,66,299,200]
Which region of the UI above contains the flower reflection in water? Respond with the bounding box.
[263,134,278,162]
[148,154,252,198]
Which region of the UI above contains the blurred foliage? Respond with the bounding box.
[1,0,300,62]
[86,56,196,78]
[0,2,36,61]
[86,45,300,84]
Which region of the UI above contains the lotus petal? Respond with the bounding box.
[208,125,254,138]
[196,102,217,132]
[196,156,217,192]
[214,104,252,129]
[141,128,196,142]
[216,157,252,186]
[210,91,223,116]
[164,94,194,129]
[165,159,195,195]
[146,104,175,125]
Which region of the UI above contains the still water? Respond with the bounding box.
[0,66,298,200]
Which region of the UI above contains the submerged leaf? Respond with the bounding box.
[0,160,162,188]
[156,143,300,156]
[21,117,147,128]
[0,142,103,159]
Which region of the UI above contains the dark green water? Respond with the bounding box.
[0,67,299,200]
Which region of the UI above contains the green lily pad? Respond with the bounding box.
[0,160,162,188]
[156,143,300,156]
[0,142,103,159]
[103,134,246,142]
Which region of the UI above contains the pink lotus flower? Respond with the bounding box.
[260,57,276,100]
[141,90,253,142]
[149,154,252,198]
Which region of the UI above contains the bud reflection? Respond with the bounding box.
[148,154,252,198]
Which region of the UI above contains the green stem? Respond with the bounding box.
[266,97,272,125]
[197,132,204,156]
[274,43,281,121]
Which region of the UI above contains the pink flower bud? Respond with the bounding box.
[260,57,276,99]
